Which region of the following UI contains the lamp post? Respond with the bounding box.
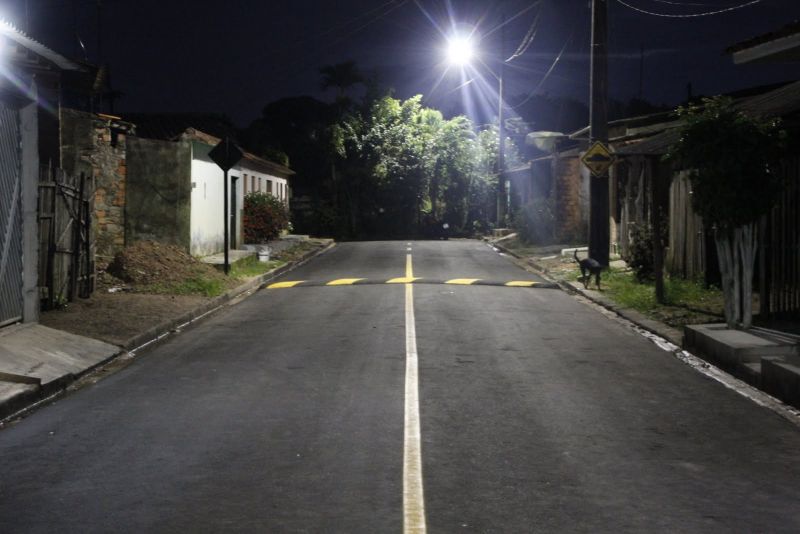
[446,34,507,226]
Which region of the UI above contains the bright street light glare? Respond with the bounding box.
[446,36,474,66]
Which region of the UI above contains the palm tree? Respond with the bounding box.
[319,61,364,100]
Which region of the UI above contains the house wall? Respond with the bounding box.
[60,109,129,261]
[126,137,192,250]
[189,141,242,256]
[552,155,588,242]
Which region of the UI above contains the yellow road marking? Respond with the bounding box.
[387,277,420,284]
[403,253,427,533]
[326,278,364,286]
[444,278,480,285]
[505,281,539,287]
[266,281,305,289]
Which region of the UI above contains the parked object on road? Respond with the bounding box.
[574,249,602,290]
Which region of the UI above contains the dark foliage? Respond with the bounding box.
[243,192,289,243]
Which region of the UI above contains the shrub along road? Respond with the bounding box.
[1,240,799,532]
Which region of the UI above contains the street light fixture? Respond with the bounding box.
[446,36,474,66]
[444,33,507,227]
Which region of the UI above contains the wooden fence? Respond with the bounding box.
[760,156,800,318]
[666,172,706,279]
[37,166,95,309]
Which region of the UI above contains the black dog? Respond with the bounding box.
[574,249,602,290]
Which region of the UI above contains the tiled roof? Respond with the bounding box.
[121,112,237,141]
[182,128,295,178]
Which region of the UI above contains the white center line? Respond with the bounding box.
[403,253,426,533]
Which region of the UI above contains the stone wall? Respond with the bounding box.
[60,109,131,262]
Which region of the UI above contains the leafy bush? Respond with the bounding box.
[243,192,289,243]
[625,223,654,281]
[514,198,555,245]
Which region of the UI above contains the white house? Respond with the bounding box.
[185,128,293,255]
[126,127,294,257]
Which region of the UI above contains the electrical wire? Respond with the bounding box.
[506,9,541,62]
[512,28,575,108]
[483,1,541,39]
[615,0,763,18]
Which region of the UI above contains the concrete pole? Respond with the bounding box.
[496,14,507,227]
[589,0,610,266]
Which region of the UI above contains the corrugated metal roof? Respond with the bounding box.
[726,20,800,54]
[736,80,800,117]
[616,128,681,156]
[0,18,83,71]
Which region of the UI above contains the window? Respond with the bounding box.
[252,176,256,192]
[243,174,248,195]
[267,180,273,194]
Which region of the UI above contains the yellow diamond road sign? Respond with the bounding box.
[581,141,615,177]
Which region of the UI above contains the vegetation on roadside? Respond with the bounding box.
[243,192,290,243]
[567,266,724,327]
[666,96,786,329]
[101,239,325,298]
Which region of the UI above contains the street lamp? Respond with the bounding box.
[444,34,507,227]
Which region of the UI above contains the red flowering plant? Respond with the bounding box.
[243,192,289,244]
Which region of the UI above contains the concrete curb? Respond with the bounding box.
[488,239,684,347]
[121,240,336,353]
[1,241,335,424]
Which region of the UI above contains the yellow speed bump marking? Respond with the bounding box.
[266,281,305,289]
[387,277,420,284]
[326,278,365,286]
[505,281,539,287]
[445,278,480,285]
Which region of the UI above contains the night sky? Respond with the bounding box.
[2,0,799,127]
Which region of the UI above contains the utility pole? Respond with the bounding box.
[589,0,610,266]
[496,14,507,227]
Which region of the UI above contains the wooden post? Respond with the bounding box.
[69,172,85,301]
[652,160,666,304]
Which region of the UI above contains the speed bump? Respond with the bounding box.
[266,278,558,290]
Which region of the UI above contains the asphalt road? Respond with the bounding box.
[2,240,800,533]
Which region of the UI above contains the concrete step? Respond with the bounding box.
[762,358,800,409]
[684,324,797,368]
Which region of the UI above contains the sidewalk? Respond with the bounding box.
[0,239,334,421]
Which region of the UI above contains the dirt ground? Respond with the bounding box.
[40,240,324,347]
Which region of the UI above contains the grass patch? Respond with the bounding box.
[230,255,285,278]
[599,268,725,328]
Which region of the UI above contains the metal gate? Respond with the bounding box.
[0,102,24,327]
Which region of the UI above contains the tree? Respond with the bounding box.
[319,61,364,101]
[667,96,786,329]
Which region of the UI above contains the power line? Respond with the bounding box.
[506,8,541,62]
[615,0,763,18]
[512,28,575,108]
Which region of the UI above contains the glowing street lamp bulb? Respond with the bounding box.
[447,37,474,66]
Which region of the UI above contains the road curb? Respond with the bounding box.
[1,241,335,424]
[489,239,683,347]
[122,240,336,353]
